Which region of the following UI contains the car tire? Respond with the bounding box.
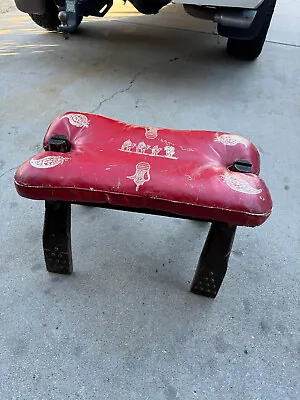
[226,0,276,60]
[29,0,82,32]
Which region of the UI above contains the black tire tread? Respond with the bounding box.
[227,0,276,60]
[29,0,60,31]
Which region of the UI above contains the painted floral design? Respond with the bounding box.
[223,172,262,194]
[30,155,70,169]
[215,134,248,147]
[64,113,89,128]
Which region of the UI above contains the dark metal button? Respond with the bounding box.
[46,134,71,153]
[230,159,252,173]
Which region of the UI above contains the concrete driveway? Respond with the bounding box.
[0,1,299,399]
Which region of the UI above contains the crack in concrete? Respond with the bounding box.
[91,54,191,113]
[0,166,19,179]
[265,40,300,48]
[91,65,150,113]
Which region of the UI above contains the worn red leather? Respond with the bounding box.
[14,112,272,226]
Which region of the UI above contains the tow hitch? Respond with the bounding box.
[58,0,113,39]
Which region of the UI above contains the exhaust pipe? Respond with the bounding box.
[184,5,256,29]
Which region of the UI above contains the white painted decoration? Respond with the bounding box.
[120,139,136,152]
[164,145,176,158]
[145,127,158,140]
[63,113,89,128]
[151,145,162,156]
[119,139,178,160]
[127,162,151,192]
[215,134,248,147]
[136,142,151,154]
[223,172,262,194]
[30,155,70,169]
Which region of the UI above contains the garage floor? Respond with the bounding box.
[0,1,299,399]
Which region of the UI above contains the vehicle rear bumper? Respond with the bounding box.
[172,0,263,10]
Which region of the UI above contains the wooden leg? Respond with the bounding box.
[191,222,237,298]
[43,201,73,274]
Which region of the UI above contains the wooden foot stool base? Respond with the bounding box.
[14,112,272,298]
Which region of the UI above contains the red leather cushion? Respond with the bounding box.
[14,112,272,226]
